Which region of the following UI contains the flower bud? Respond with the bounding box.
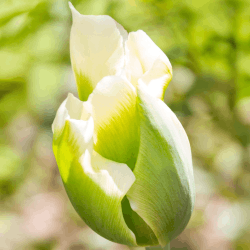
[52,3,195,248]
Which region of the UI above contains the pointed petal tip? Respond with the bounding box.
[68,1,73,8]
[126,29,172,94]
[67,92,79,105]
[68,2,81,21]
[128,29,145,36]
[67,92,74,98]
[68,2,75,11]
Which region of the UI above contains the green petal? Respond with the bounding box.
[69,3,126,101]
[127,83,195,247]
[52,94,137,246]
[89,75,139,169]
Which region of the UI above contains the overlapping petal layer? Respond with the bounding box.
[69,3,126,101]
[125,30,172,99]
[70,3,172,102]
[52,94,137,246]
[127,83,195,247]
[88,76,139,168]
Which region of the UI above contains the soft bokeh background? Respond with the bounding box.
[1,0,250,249]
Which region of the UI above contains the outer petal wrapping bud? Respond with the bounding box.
[52,94,137,246]
[127,83,195,246]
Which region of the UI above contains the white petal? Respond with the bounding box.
[69,3,126,101]
[53,97,137,245]
[139,58,172,99]
[52,98,68,134]
[81,150,135,197]
[115,21,128,47]
[52,93,93,152]
[52,93,83,135]
[125,30,172,98]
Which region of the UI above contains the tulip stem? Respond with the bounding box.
[165,243,171,250]
[129,248,146,250]
[145,243,170,250]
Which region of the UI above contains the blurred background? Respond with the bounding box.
[1,0,250,249]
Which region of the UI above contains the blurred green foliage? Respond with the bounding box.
[1,0,250,249]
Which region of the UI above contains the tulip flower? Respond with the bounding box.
[52,3,195,249]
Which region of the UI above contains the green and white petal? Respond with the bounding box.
[88,75,139,169]
[125,30,172,99]
[69,3,126,101]
[52,94,137,246]
[139,59,172,100]
[52,93,92,143]
[127,83,195,247]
